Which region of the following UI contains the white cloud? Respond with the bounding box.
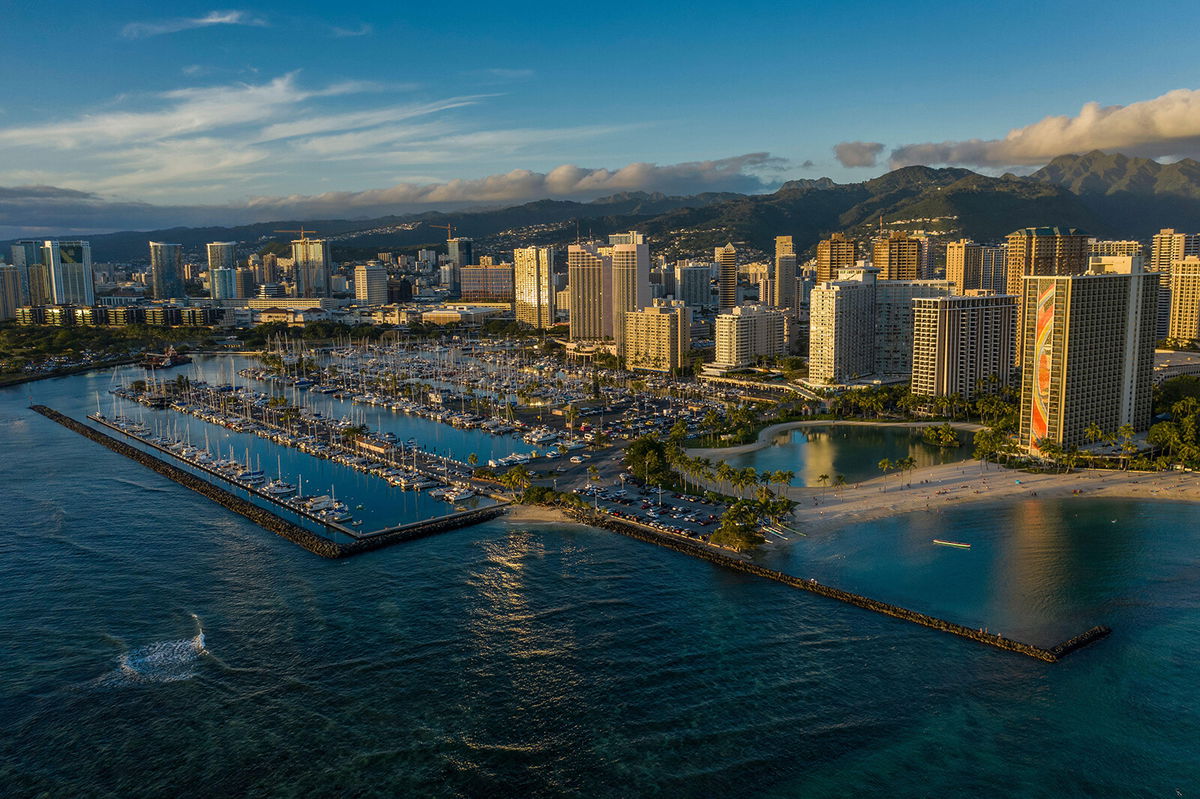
[122,10,267,39]
[0,154,782,235]
[889,88,1200,168]
[834,141,885,168]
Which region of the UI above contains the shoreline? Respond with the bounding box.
[686,419,985,458]
[789,460,1200,535]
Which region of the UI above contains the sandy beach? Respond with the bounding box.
[501,503,575,524]
[687,419,985,458]
[787,460,1200,534]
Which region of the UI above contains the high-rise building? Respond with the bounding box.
[1019,258,1158,453]
[514,246,556,328]
[675,263,712,308]
[1006,227,1089,365]
[1150,228,1200,272]
[209,268,237,300]
[873,231,921,280]
[912,294,1017,399]
[43,241,94,306]
[292,237,332,298]
[808,268,877,383]
[0,266,21,321]
[147,242,185,300]
[460,264,514,303]
[1168,256,1200,345]
[816,233,855,283]
[875,280,953,377]
[713,304,790,370]
[10,240,43,305]
[715,243,738,312]
[206,241,236,271]
[945,239,1006,294]
[568,243,611,340]
[1004,227,1089,296]
[610,233,650,354]
[447,237,473,267]
[772,236,798,314]
[623,299,690,373]
[1089,239,1143,257]
[235,268,257,299]
[355,263,389,306]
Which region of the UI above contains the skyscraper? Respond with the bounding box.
[674,263,712,308]
[1150,228,1200,272]
[816,233,855,283]
[809,268,877,383]
[716,243,737,312]
[460,264,515,303]
[610,232,650,354]
[209,268,236,300]
[1004,227,1089,296]
[623,299,690,373]
[10,240,43,305]
[1019,259,1158,453]
[0,266,21,321]
[567,243,611,340]
[772,236,798,314]
[206,241,236,278]
[873,231,921,280]
[912,294,1017,399]
[1168,256,1200,345]
[355,263,389,305]
[1006,227,1089,365]
[514,246,556,328]
[43,241,94,306]
[875,279,953,377]
[292,237,332,298]
[946,239,1006,294]
[149,242,185,300]
[447,237,473,268]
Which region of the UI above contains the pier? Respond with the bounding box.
[563,507,1111,663]
[32,405,507,559]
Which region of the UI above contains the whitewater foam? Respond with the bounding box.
[95,614,207,687]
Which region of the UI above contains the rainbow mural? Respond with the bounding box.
[1029,283,1056,452]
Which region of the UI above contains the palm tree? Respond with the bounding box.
[467,453,478,467]
[877,458,892,492]
[1084,421,1104,447]
[832,474,847,493]
[817,473,830,493]
[715,462,734,492]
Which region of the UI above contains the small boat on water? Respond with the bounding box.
[933,539,971,549]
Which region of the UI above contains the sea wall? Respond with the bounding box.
[32,405,504,559]
[564,508,1109,663]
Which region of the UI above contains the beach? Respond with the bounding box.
[789,460,1200,534]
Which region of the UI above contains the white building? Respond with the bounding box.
[808,268,877,383]
[713,305,789,370]
[624,299,691,373]
[514,246,556,328]
[912,293,1017,399]
[354,263,389,306]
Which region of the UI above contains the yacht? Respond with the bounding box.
[443,488,475,502]
[263,479,297,497]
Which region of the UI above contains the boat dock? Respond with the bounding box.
[32,405,508,558]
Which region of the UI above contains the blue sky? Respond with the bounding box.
[3,0,1200,232]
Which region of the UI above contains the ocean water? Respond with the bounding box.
[2,363,1199,797]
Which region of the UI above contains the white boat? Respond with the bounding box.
[263,479,297,497]
[443,488,475,502]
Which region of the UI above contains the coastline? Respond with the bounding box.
[789,460,1200,535]
[686,419,985,458]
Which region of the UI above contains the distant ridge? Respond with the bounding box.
[9,151,1200,262]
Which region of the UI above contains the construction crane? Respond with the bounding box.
[274,227,320,240]
[429,223,454,241]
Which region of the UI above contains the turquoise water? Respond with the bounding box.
[725,424,974,486]
[2,362,1199,796]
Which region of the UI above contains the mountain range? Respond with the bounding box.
[6,151,1200,263]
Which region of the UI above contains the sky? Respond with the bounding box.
[3,0,1200,235]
